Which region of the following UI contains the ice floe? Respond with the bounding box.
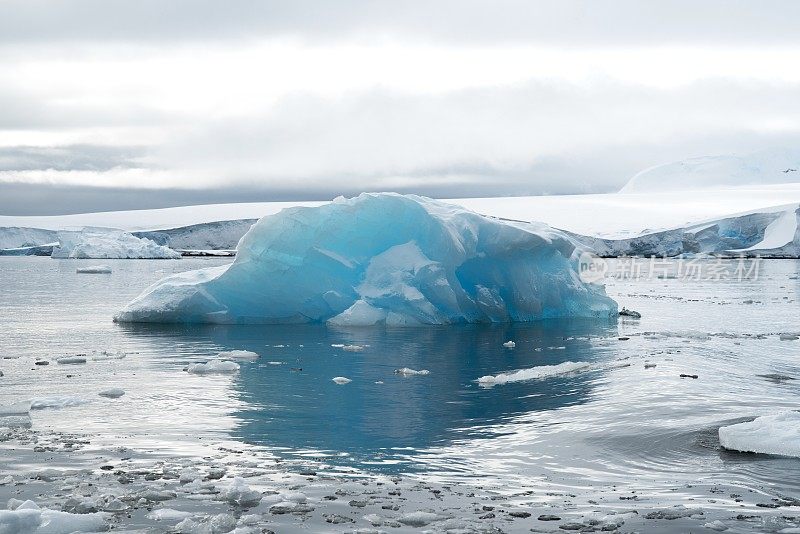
[332,377,352,384]
[30,397,90,410]
[186,361,240,374]
[0,499,109,534]
[719,412,800,457]
[98,388,125,399]
[478,360,630,387]
[217,350,259,360]
[75,265,112,274]
[394,368,430,376]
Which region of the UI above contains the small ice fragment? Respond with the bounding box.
[98,388,125,399]
[330,344,345,348]
[146,508,193,522]
[332,377,352,384]
[57,356,87,365]
[220,477,262,507]
[90,351,126,361]
[342,345,365,352]
[394,368,430,376]
[502,341,516,349]
[704,520,729,531]
[217,350,259,360]
[76,265,112,274]
[186,360,240,374]
[398,511,441,527]
[267,361,283,365]
[30,397,89,410]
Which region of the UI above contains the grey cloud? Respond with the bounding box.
[1,0,800,46]
[0,145,147,172]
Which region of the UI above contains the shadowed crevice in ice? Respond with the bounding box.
[114,193,617,325]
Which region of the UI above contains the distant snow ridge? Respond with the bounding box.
[114,193,617,325]
[621,148,800,192]
[53,228,181,259]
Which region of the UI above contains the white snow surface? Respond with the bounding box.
[114,193,617,325]
[621,148,800,193]
[5,187,800,239]
[52,228,180,259]
[718,412,800,457]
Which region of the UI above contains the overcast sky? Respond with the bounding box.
[2,0,800,214]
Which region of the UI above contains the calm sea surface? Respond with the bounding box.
[1,256,799,508]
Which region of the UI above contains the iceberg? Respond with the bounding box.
[114,193,617,325]
[52,227,181,259]
[718,412,800,457]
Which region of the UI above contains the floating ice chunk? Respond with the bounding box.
[502,340,516,348]
[0,401,31,416]
[478,360,630,387]
[75,265,112,274]
[114,194,617,325]
[397,511,441,527]
[90,351,126,361]
[53,227,180,259]
[1,499,109,534]
[394,368,430,376]
[174,513,237,534]
[186,361,240,374]
[98,388,125,399]
[56,356,86,365]
[217,350,259,360]
[146,508,193,522]
[479,361,592,386]
[30,397,90,410]
[719,411,800,457]
[220,477,262,507]
[619,307,642,319]
[341,345,365,352]
[332,377,352,384]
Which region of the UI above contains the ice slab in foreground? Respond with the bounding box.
[115,193,617,325]
[718,412,800,457]
[52,228,181,259]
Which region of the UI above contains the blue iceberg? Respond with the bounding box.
[114,194,617,325]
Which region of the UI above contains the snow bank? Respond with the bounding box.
[719,412,800,457]
[114,194,617,325]
[52,227,180,259]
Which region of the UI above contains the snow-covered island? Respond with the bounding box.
[114,193,618,325]
[52,228,181,260]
